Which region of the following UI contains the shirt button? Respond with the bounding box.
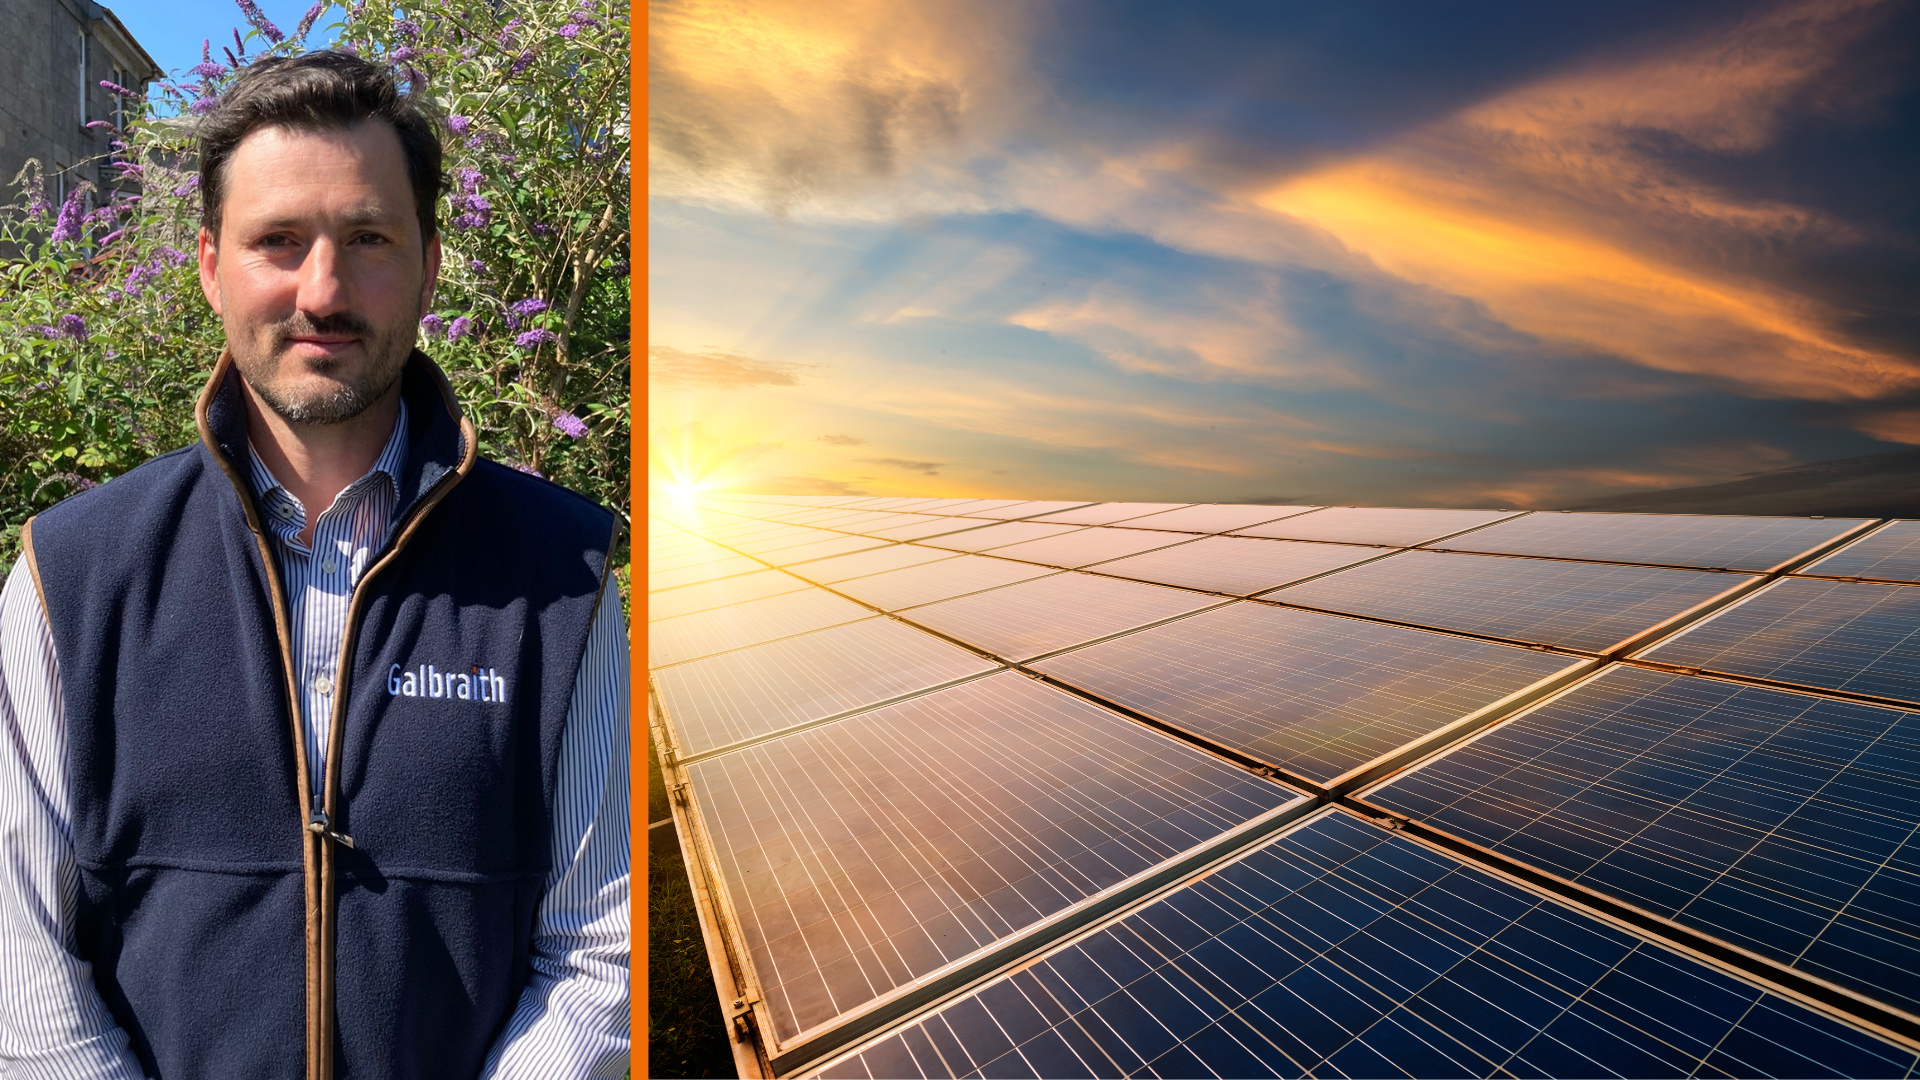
[312,676,334,695]
[277,504,296,518]
[321,558,339,574]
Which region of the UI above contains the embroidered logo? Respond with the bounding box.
[388,663,507,703]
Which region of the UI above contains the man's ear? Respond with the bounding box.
[197,226,222,316]
[420,231,442,316]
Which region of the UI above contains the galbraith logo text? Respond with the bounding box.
[388,663,508,702]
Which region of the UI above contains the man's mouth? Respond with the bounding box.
[284,336,361,356]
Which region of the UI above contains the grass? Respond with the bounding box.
[647,727,738,1078]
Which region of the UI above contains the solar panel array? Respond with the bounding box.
[649,495,1917,1077]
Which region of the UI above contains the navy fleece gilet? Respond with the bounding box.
[26,354,615,1079]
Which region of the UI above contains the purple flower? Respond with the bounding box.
[98,80,135,97]
[97,228,124,247]
[496,18,523,47]
[394,17,421,41]
[392,46,419,63]
[531,221,555,237]
[191,95,219,114]
[447,315,475,340]
[514,329,557,350]
[156,246,190,266]
[446,114,470,135]
[610,260,629,277]
[56,314,87,342]
[419,313,446,338]
[233,28,247,58]
[510,298,548,317]
[451,212,485,231]
[296,2,325,40]
[508,50,535,77]
[466,258,486,274]
[222,46,240,70]
[50,188,86,243]
[84,120,113,130]
[454,166,482,193]
[191,60,227,78]
[236,0,284,43]
[510,462,543,478]
[32,325,61,339]
[556,23,580,38]
[551,412,588,439]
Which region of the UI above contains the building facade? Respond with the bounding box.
[0,0,160,217]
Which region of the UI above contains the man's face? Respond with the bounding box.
[197,119,440,425]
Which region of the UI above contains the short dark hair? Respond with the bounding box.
[197,51,442,244]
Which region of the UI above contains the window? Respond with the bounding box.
[78,28,88,127]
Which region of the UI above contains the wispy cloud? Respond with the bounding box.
[859,456,945,475]
[648,344,813,390]
[817,433,867,445]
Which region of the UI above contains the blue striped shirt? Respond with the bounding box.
[0,408,630,1079]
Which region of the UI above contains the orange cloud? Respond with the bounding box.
[1254,0,1916,404]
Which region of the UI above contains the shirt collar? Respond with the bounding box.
[245,399,410,530]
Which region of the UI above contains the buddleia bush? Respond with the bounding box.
[0,0,631,571]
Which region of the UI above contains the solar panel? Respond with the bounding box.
[1273,550,1754,653]
[1361,664,1920,1015]
[764,535,895,566]
[1032,604,1579,785]
[732,528,849,555]
[864,517,1001,542]
[785,544,959,584]
[882,498,975,514]
[837,513,947,534]
[648,589,877,667]
[1091,536,1383,596]
[921,521,1087,552]
[1803,521,1920,584]
[1435,512,1869,571]
[986,527,1198,569]
[652,617,1000,757]
[1025,503,1192,526]
[1232,507,1522,548]
[1637,577,1920,704]
[647,568,811,622]
[964,501,1097,520]
[1114,503,1321,534]
[647,553,766,592]
[808,809,1915,1080]
[930,499,1031,517]
[683,672,1308,1045]
[829,556,1059,611]
[899,573,1226,661]
[649,542,747,571]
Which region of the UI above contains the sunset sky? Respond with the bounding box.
[648,0,1920,508]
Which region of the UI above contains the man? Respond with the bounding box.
[0,52,629,1079]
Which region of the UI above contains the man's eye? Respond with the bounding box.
[354,233,390,245]
[259,234,295,247]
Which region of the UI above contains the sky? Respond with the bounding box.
[647,0,1920,509]
[114,0,345,89]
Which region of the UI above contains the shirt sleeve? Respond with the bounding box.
[0,559,148,1079]
[479,578,632,1079]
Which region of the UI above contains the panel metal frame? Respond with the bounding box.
[1423,514,1882,573]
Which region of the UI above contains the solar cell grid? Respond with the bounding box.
[1363,664,1920,1015]
[829,555,1058,611]
[808,810,1916,1080]
[1272,550,1753,653]
[648,555,765,592]
[798,510,900,529]
[786,544,958,584]
[965,501,1096,520]
[648,588,876,667]
[1033,604,1578,784]
[1026,502,1191,526]
[1232,506,1521,548]
[1092,535,1382,596]
[1638,577,1920,704]
[1804,521,1920,583]
[921,520,1086,552]
[1436,512,1868,571]
[837,513,946,534]
[883,498,974,513]
[652,617,1000,757]
[732,528,848,555]
[930,499,1029,517]
[987,527,1197,569]
[900,573,1224,661]
[1114,503,1320,534]
[646,568,811,622]
[649,543,745,572]
[864,517,999,542]
[685,672,1305,1044]
[764,535,894,566]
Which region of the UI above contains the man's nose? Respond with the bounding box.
[296,237,351,316]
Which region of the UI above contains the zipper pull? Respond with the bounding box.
[308,810,355,849]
